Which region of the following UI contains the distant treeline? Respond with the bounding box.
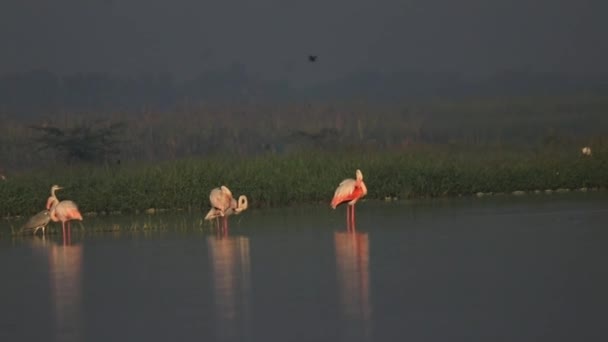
[1,94,608,172]
[2,65,608,172]
[1,66,608,114]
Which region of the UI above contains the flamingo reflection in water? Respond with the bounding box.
[331,169,368,231]
[205,185,248,236]
[208,234,252,340]
[335,231,372,340]
[28,236,84,342]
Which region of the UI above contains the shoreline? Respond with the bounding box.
[1,147,606,219]
[2,185,605,221]
[2,189,606,237]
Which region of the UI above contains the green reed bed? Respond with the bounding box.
[1,145,607,218]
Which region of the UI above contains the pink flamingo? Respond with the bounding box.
[46,185,83,243]
[204,186,248,235]
[331,169,368,230]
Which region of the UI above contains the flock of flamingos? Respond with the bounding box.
[20,169,368,238]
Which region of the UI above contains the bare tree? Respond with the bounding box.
[30,120,125,163]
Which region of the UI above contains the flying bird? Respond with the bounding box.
[308,55,318,62]
[331,169,368,230]
[19,209,51,235]
[46,185,83,240]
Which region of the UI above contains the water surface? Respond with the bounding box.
[1,193,607,341]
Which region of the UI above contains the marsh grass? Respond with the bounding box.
[1,144,606,220]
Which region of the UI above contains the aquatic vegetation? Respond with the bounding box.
[1,144,606,220]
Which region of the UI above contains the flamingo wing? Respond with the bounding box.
[54,200,83,221]
[331,178,357,208]
[209,188,231,210]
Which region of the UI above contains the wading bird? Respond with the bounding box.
[205,186,248,234]
[582,146,592,156]
[46,185,83,241]
[331,169,368,230]
[19,209,51,235]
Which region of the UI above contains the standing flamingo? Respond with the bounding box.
[205,186,248,235]
[331,169,368,230]
[46,185,83,242]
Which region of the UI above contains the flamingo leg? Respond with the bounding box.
[62,221,66,245]
[67,221,72,244]
[215,218,221,237]
[351,204,356,231]
[346,206,350,228]
[345,206,349,228]
[346,205,353,231]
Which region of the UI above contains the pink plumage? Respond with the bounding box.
[331,169,367,230]
[46,185,83,242]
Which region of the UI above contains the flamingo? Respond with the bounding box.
[46,185,83,242]
[204,196,248,221]
[331,169,368,230]
[204,186,248,234]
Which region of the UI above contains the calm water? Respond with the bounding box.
[1,193,607,342]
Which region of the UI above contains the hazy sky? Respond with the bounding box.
[1,0,607,84]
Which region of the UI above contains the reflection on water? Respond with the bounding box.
[1,194,604,342]
[208,235,252,341]
[335,231,372,341]
[40,237,84,342]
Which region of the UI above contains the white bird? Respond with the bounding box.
[204,196,248,221]
[204,185,248,234]
[582,146,592,156]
